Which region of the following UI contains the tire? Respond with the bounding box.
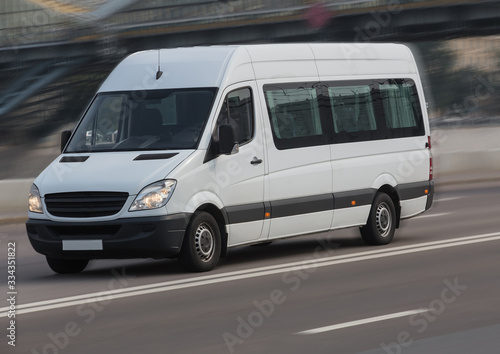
[46,257,89,274]
[360,193,396,245]
[179,212,221,272]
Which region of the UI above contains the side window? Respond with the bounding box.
[216,88,253,145]
[379,79,425,138]
[327,81,382,143]
[329,84,378,141]
[326,79,425,144]
[264,83,326,150]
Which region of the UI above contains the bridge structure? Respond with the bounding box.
[1,0,500,139]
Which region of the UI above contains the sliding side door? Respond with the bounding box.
[262,82,333,240]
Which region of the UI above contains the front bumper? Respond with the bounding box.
[26,214,191,260]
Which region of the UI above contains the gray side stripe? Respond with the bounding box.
[223,182,432,224]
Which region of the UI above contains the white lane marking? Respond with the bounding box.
[2,231,500,317]
[414,212,451,219]
[434,197,463,202]
[296,309,430,335]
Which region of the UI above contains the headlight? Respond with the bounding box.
[129,180,176,211]
[28,184,43,213]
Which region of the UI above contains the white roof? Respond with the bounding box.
[98,43,417,92]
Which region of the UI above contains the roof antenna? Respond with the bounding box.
[156,49,163,80]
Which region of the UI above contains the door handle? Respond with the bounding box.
[251,157,263,165]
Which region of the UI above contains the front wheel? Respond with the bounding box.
[179,212,221,272]
[360,193,396,245]
[46,257,89,274]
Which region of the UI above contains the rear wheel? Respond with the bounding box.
[46,257,89,274]
[179,212,221,272]
[360,193,396,245]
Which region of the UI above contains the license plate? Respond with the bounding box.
[62,240,103,251]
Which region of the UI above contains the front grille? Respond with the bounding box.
[45,192,129,218]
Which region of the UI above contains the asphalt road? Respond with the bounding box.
[1,180,500,354]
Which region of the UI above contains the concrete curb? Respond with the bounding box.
[435,172,500,186]
[0,215,27,225]
[433,149,500,176]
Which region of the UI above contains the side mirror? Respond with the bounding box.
[60,130,72,153]
[218,124,239,155]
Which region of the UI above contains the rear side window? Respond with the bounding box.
[264,83,327,149]
[379,79,424,138]
[325,78,424,143]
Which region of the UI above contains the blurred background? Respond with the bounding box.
[1,0,500,182]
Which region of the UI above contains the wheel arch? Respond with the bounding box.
[194,203,228,257]
[376,184,401,228]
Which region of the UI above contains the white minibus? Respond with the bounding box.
[26,43,433,273]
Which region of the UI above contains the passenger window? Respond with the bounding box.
[379,79,425,138]
[264,84,326,149]
[329,85,377,134]
[327,81,382,144]
[326,79,424,143]
[216,88,253,145]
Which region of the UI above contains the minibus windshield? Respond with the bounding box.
[65,88,216,152]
